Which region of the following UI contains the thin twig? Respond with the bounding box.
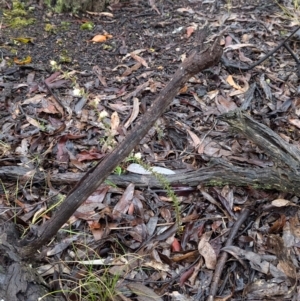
[207,208,251,301]
[222,25,300,71]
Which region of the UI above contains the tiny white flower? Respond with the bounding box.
[50,60,57,66]
[134,152,142,160]
[73,88,82,97]
[99,110,108,119]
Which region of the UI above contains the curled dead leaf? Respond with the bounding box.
[90,35,107,43]
[14,56,32,65]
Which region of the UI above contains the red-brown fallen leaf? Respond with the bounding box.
[179,267,194,286]
[87,220,101,230]
[122,62,142,77]
[186,26,195,38]
[77,149,105,162]
[171,250,199,262]
[56,136,69,165]
[225,35,232,47]
[216,95,238,113]
[171,238,181,252]
[128,202,135,215]
[268,214,286,234]
[214,293,233,301]
[233,206,241,212]
[211,220,222,232]
[149,0,160,14]
[92,65,107,87]
[88,221,105,241]
[45,72,69,90]
[239,50,253,63]
[179,85,188,94]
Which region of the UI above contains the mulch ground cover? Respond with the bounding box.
[1,0,300,300]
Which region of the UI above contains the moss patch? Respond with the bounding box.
[4,1,35,28]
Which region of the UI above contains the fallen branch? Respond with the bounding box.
[2,157,300,195]
[207,208,251,301]
[3,110,300,197]
[221,25,300,71]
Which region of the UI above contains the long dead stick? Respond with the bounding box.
[19,27,223,258]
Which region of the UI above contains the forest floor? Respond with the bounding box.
[1,0,300,300]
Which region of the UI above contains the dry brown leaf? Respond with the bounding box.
[216,95,237,113]
[22,94,46,105]
[179,85,188,94]
[111,111,120,132]
[143,260,170,272]
[90,35,107,42]
[198,231,216,269]
[26,115,42,128]
[122,62,142,77]
[14,56,32,65]
[271,199,293,207]
[225,35,232,47]
[92,65,107,87]
[112,183,135,219]
[127,282,163,301]
[186,129,201,148]
[123,80,150,100]
[239,51,253,63]
[130,53,149,68]
[86,11,114,17]
[289,118,300,129]
[225,43,257,50]
[149,0,160,14]
[124,98,140,128]
[226,75,249,96]
[290,215,300,238]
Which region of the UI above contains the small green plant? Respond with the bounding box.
[0,179,12,205]
[80,22,94,31]
[277,0,300,24]
[77,267,120,301]
[226,0,232,12]
[154,122,165,140]
[0,140,11,158]
[114,165,123,175]
[3,1,35,28]
[104,179,118,188]
[60,21,71,30]
[31,194,64,224]
[69,243,121,301]
[98,112,118,152]
[44,23,55,32]
[50,60,61,71]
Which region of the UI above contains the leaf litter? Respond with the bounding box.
[1,0,300,300]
